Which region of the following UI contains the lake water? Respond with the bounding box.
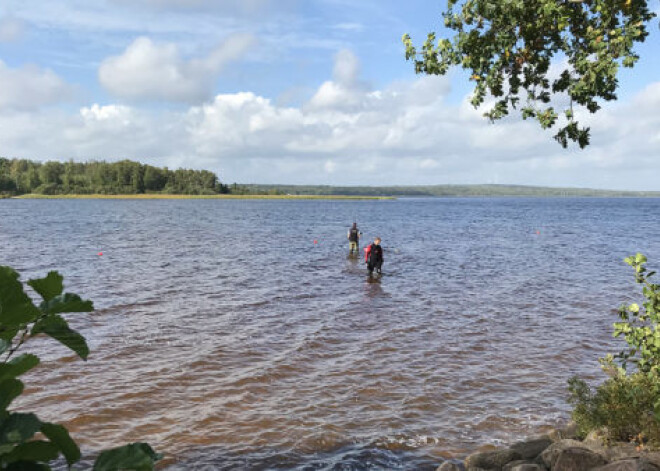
[1,198,660,470]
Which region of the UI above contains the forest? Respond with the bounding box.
[0,158,230,196]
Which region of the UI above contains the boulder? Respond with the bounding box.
[510,437,553,460]
[549,423,579,442]
[541,439,605,468]
[464,449,522,470]
[509,465,546,471]
[641,453,660,467]
[603,443,643,462]
[593,459,660,471]
[437,462,463,471]
[503,461,546,471]
[503,461,532,471]
[553,447,608,471]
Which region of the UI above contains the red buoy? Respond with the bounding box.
[98,252,103,256]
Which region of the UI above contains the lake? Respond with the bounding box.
[1,198,660,470]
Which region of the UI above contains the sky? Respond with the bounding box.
[0,1,658,189]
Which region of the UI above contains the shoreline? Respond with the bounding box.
[440,423,660,471]
[10,194,395,201]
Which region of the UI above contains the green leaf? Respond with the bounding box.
[40,293,93,315]
[40,423,80,466]
[0,266,41,327]
[0,354,40,382]
[27,272,63,303]
[0,379,24,410]
[93,443,161,471]
[0,413,42,445]
[5,461,52,470]
[3,440,60,463]
[31,315,89,360]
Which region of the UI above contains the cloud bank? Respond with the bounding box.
[1,50,659,189]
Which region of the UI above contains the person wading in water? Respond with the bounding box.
[364,237,383,276]
[347,222,361,255]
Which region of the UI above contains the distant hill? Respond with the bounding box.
[2,157,659,198]
[239,184,660,198]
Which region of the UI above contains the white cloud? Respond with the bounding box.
[0,15,24,42]
[1,49,659,189]
[98,34,256,102]
[308,49,370,110]
[0,60,75,110]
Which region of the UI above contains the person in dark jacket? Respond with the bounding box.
[347,222,361,254]
[365,237,383,275]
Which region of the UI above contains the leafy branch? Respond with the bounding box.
[0,266,160,470]
[403,0,656,148]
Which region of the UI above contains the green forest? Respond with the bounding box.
[0,158,230,196]
[2,157,660,198]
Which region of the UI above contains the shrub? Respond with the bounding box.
[568,372,660,444]
[568,254,660,445]
[0,266,160,470]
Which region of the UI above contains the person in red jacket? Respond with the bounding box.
[364,237,383,275]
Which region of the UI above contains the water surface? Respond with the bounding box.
[1,198,659,470]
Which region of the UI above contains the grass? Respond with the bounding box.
[13,193,395,201]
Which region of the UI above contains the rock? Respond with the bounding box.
[503,461,546,471]
[541,439,605,468]
[503,461,531,471]
[553,447,608,471]
[549,423,579,442]
[593,459,660,471]
[510,437,553,460]
[585,429,609,448]
[464,449,522,470]
[642,453,660,467]
[509,465,546,471]
[603,443,643,462]
[437,462,463,471]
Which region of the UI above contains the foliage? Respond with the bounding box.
[0,158,229,196]
[235,183,660,197]
[609,253,660,375]
[568,254,660,444]
[403,0,657,148]
[0,266,160,470]
[568,372,660,443]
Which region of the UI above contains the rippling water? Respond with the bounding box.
[2,198,660,470]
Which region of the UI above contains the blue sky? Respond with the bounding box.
[0,0,659,189]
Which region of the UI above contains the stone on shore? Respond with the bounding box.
[509,464,545,471]
[541,439,605,468]
[548,423,579,442]
[510,437,553,460]
[553,447,607,471]
[437,462,462,471]
[464,448,522,470]
[593,459,660,471]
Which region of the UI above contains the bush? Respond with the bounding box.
[568,253,660,445]
[568,372,660,444]
[0,266,160,470]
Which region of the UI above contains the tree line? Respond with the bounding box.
[0,158,231,196]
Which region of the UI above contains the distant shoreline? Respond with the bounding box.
[11,194,395,201]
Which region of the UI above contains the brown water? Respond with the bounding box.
[2,198,660,470]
